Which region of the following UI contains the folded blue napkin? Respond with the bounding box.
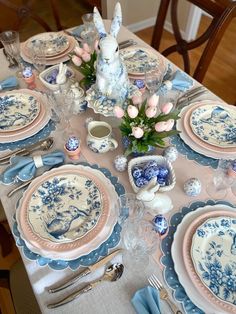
[131,286,161,314]
[0,76,18,91]
[0,150,65,185]
[157,70,193,95]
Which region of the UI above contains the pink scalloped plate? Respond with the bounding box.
[182,210,236,314]
[16,165,118,260]
[0,90,49,143]
[183,101,236,153]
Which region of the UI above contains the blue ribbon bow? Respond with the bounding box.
[157,70,193,95]
[0,150,65,185]
[0,76,18,91]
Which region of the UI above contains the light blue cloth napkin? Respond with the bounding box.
[0,76,18,91]
[0,150,65,185]
[131,286,162,314]
[157,70,193,95]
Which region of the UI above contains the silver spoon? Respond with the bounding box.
[47,263,124,309]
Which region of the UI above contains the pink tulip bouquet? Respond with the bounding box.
[71,42,97,89]
[114,94,180,156]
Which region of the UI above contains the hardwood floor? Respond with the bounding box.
[136,15,236,104]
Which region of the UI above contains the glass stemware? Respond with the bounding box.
[29,42,46,75]
[0,30,23,77]
[118,193,145,226]
[145,67,164,96]
[206,159,235,199]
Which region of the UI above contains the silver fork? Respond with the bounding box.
[148,274,183,314]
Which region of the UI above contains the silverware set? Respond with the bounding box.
[176,86,207,109]
[148,274,183,314]
[47,249,123,308]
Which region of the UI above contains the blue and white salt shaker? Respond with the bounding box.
[184,178,201,196]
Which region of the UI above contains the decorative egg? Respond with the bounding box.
[153,215,169,236]
[114,155,128,172]
[65,136,80,151]
[143,160,158,169]
[135,176,149,188]
[158,166,169,178]
[163,146,178,163]
[156,177,166,186]
[144,166,160,181]
[184,178,201,196]
[132,166,143,179]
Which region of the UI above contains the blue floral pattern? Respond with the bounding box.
[13,162,125,270]
[192,216,236,305]
[161,200,236,314]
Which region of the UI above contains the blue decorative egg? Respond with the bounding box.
[132,166,143,179]
[158,166,169,178]
[135,176,149,187]
[163,146,178,162]
[143,160,158,170]
[156,177,166,186]
[153,215,169,236]
[183,178,201,196]
[65,136,80,151]
[144,166,160,180]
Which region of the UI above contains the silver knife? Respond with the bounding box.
[176,90,207,109]
[48,249,122,293]
[0,138,54,163]
[7,179,34,197]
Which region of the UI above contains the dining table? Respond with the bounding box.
[0,20,235,314]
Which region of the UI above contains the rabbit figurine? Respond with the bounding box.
[56,62,68,85]
[93,3,130,104]
[136,177,173,215]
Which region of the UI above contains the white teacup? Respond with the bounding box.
[86,121,118,153]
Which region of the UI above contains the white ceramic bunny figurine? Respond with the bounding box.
[56,62,68,85]
[93,3,129,104]
[136,178,173,215]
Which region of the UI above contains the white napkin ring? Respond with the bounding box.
[33,155,43,168]
[163,80,172,90]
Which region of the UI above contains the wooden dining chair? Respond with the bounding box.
[0,201,13,258]
[0,259,41,314]
[0,0,63,33]
[151,0,236,83]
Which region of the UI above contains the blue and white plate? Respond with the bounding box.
[191,216,236,307]
[190,104,236,148]
[120,46,167,76]
[0,92,40,132]
[26,32,70,57]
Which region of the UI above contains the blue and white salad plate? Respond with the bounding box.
[190,103,236,148]
[191,215,236,310]
[15,164,119,261]
[0,92,40,132]
[26,32,70,57]
[120,46,167,76]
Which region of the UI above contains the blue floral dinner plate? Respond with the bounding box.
[191,216,236,307]
[13,162,125,270]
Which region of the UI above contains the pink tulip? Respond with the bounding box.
[114,106,125,118]
[81,52,91,62]
[165,119,175,131]
[72,55,82,66]
[155,121,168,132]
[132,127,144,138]
[127,105,139,118]
[94,39,99,52]
[161,102,173,114]
[145,106,157,118]
[83,42,91,53]
[74,46,84,57]
[131,95,142,105]
[147,94,159,108]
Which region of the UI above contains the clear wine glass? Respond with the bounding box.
[0,30,23,77]
[118,193,145,226]
[206,159,234,199]
[29,41,46,75]
[122,219,159,272]
[145,67,164,96]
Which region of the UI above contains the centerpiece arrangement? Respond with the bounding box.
[114,94,180,156]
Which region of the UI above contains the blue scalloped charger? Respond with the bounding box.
[13,162,125,270]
